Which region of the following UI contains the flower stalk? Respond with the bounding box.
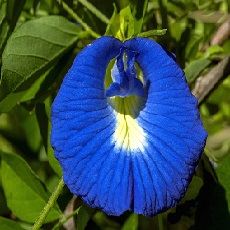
[56,0,100,39]
[32,178,65,230]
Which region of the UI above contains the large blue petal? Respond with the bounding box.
[124,38,207,215]
[51,37,133,215]
[51,36,207,217]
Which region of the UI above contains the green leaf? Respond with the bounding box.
[0,0,9,63]
[0,217,26,230]
[121,214,138,230]
[179,176,203,205]
[0,151,62,223]
[184,58,211,84]
[216,153,230,212]
[185,36,202,60]
[76,204,95,230]
[0,47,75,113]
[204,45,224,59]
[0,15,81,110]
[132,0,148,34]
[105,5,120,37]
[6,0,26,26]
[105,5,134,40]
[120,6,134,40]
[0,91,24,113]
[0,0,26,65]
[194,155,230,229]
[35,102,62,177]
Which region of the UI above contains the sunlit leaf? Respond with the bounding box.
[76,204,95,230]
[184,58,211,84]
[132,0,148,34]
[122,214,138,230]
[0,217,26,230]
[0,151,61,223]
[204,45,224,59]
[105,5,134,40]
[0,15,81,111]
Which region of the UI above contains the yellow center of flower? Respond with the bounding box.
[109,96,146,152]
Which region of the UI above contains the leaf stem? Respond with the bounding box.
[136,29,167,38]
[31,178,65,230]
[56,0,100,39]
[77,0,110,24]
[52,207,80,230]
[158,214,164,230]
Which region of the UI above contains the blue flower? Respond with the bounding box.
[51,36,207,217]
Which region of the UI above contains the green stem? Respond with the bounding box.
[77,0,110,24]
[136,29,167,38]
[52,207,80,230]
[158,214,164,230]
[32,178,65,230]
[56,0,100,39]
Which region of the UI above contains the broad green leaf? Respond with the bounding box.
[132,0,148,34]
[0,15,81,109]
[216,153,230,212]
[0,151,62,223]
[76,204,95,230]
[0,47,75,113]
[0,217,26,230]
[122,214,138,230]
[184,58,211,84]
[36,102,62,177]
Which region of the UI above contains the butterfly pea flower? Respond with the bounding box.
[51,36,207,217]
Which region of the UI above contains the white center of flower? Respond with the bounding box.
[109,95,146,152]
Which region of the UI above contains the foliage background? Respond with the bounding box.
[0,0,230,229]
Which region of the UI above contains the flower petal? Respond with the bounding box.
[51,37,133,215]
[124,38,207,215]
[51,36,207,217]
